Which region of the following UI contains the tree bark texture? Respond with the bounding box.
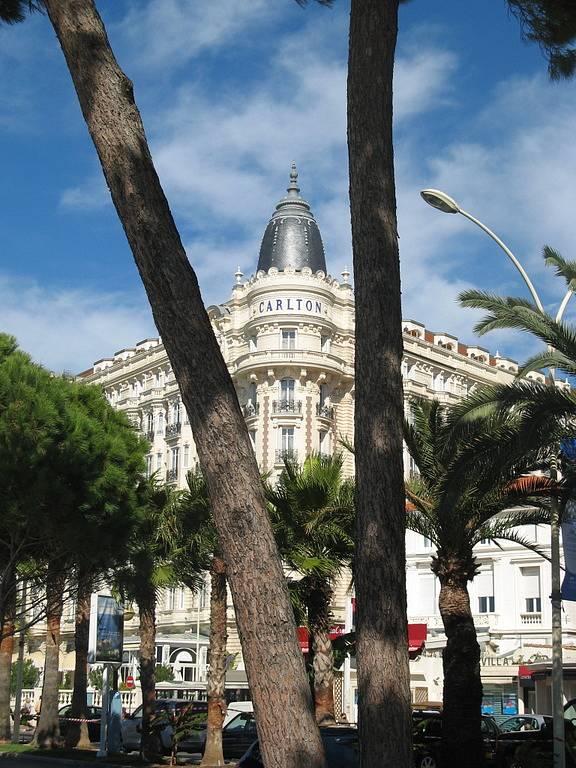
[36,567,65,748]
[0,583,15,741]
[137,590,158,760]
[438,574,483,768]
[201,555,227,767]
[308,581,335,725]
[42,3,325,767]
[347,1,412,766]
[66,569,91,749]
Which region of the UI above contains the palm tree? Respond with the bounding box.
[171,469,228,768]
[404,398,556,768]
[115,476,183,760]
[266,454,355,725]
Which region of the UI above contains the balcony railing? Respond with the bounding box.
[316,403,334,419]
[272,400,302,414]
[166,468,178,483]
[275,449,298,464]
[243,402,260,417]
[165,422,182,439]
[521,612,542,625]
[146,430,155,441]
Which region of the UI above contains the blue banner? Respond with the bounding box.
[562,500,576,601]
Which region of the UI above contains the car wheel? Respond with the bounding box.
[419,756,437,768]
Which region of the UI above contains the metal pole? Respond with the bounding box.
[195,585,201,683]
[97,665,110,758]
[11,581,27,744]
[550,464,566,768]
[458,209,545,311]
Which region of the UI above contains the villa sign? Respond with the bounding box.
[256,296,323,315]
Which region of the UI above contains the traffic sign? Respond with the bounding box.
[125,675,135,689]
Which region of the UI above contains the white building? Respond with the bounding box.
[61,165,576,715]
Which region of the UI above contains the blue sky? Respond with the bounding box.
[1,0,575,372]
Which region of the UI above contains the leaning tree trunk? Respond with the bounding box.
[36,566,66,748]
[347,1,412,767]
[308,581,336,726]
[42,4,325,767]
[137,588,158,760]
[0,578,16,741]
[201,554,228,767]
[438,568,483,768]
[66,568,92,749]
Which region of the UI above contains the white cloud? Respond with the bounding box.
[116,0,283,72]
[60,174,110,211]
[0,275,154,373]
[410,72,576,305]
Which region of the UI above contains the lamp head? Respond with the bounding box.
[420,189,460,214]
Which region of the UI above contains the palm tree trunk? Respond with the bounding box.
[36,566,65,748]
[66,569,91,749]
[41,4,325,766]
[201,554,227,767]
[0,577,16,741]
[348,1,411,766]
[438,575,483,768]
[308,583,336,725]
[137,589,158,760]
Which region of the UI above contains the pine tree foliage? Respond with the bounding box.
[507,0,576,79]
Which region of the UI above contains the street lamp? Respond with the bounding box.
[421,187,571,768]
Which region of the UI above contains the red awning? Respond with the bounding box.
[297,623,427,657]
[297,626,345,655]
[408,623,427,659]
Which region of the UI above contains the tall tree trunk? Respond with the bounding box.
[36,566,65,748]
[438,573,483,768]
[137,588,158,760]
[66,568,91,749]
[308,582,336,726]
[347,1,411,766]
[201,554,227,767]
[0,577,16,742]
[41,3,325,766]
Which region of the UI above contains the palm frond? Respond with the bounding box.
[460,289,576,366]
[543,246,576,291]
[517,349,576,378]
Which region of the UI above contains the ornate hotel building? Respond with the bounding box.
[38,166,576,719]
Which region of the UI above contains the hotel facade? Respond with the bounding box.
[26,166,576,720]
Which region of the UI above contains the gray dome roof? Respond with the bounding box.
[257,164,326,274]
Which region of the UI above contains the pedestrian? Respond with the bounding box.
[34,696,42,727]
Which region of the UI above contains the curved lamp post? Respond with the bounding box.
[421,187,569,768]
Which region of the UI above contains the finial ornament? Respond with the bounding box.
[287,162,300,195]
[341,265,351,284]
[234,266,244,285]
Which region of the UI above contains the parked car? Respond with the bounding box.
[499,714,551,733]
[236,726,360,768]
[121,699,208,754]
[496,711,576,767]
[204,710,259,759]
[412,713,500,768]
[58,704,102,743]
